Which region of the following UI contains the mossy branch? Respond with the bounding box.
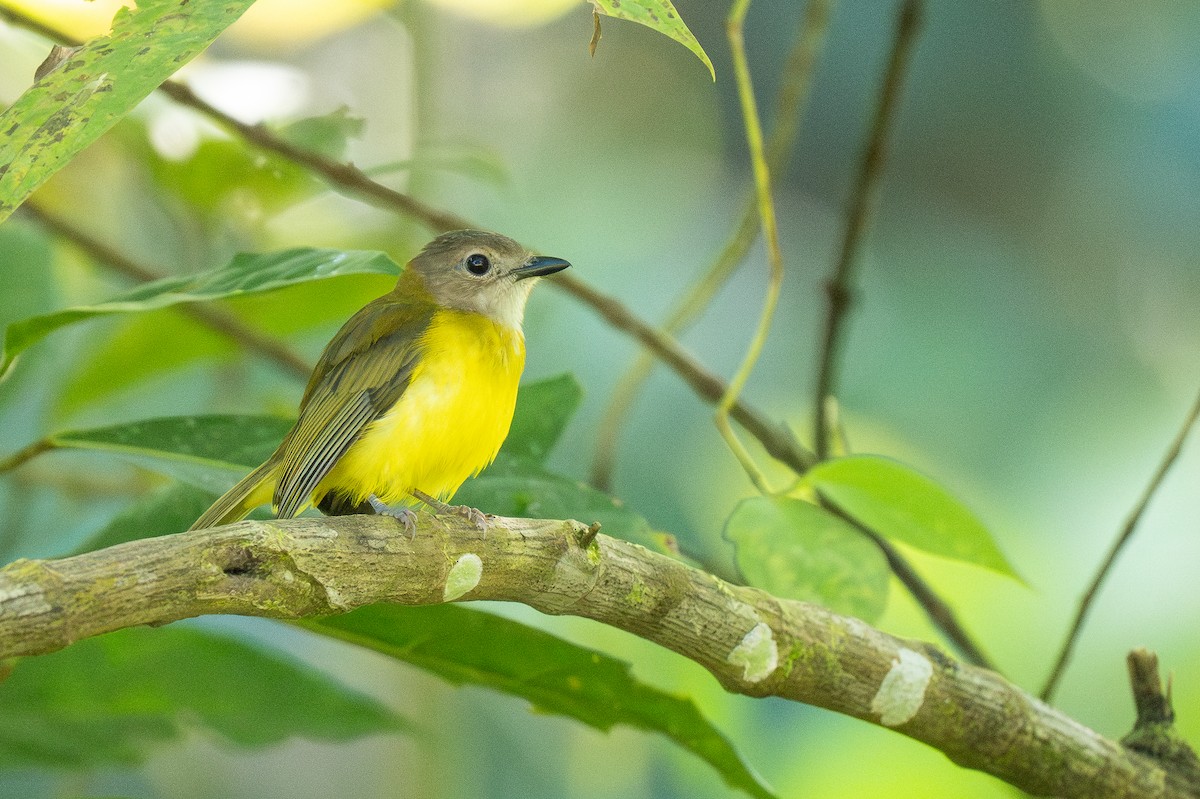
[0,514,1194,799]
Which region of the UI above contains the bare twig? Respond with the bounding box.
[812,0,922,457]
[591,0,832,491]
[19,203,311,380]
[717,0,788,493]
[1041,387,1200,701]
[0,513,1194,798]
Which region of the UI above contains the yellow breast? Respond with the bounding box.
[317,309,526,506]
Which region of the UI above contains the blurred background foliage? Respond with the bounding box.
[1,0,1198,797]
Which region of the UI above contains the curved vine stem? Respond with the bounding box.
[717,0,788,494]
[590,0,832,491]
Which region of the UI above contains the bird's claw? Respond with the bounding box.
[410,489,490,532]
[368,494,417,538]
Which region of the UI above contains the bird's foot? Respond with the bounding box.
[367,494,417,538]
[411,489,491,532]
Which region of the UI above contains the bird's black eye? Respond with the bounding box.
[465,253,491,275]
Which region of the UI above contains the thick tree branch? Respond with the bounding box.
[0,515,1194,799]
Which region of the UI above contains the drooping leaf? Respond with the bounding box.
[0,248,401,380]
[807,455,1019,579]
[303,604,775,799]
[0,625,409,769]
[0,0,258,223]
[590,0,715,80]
[724,496,890,622]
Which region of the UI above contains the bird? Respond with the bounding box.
[189,229,570,531]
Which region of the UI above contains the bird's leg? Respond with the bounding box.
[410,488,490,532]
[367,494,417,538]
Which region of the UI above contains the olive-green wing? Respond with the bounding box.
[273,294,435,518]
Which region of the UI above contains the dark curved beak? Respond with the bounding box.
[512,255,571,281]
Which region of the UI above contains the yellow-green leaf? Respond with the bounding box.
[808,455,1020,579]
[590,0,715,79]
[0,0,257,223]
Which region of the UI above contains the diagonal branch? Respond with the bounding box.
[0,514,1193,799]
[1041,385,1200,701]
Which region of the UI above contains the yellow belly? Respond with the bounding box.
[315,309,525,506]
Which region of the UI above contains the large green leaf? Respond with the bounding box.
[0,248,402,380]
[0,625,408,769]
[304,604,775,799]
[806,455,1019,579]
[45,414,293,494]
[590,0,714,80]
[724,496,890,622]
[0,0,257,223]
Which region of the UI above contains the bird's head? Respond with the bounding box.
[407,229,570,329]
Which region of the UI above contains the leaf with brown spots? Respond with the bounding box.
[0,0,257,224]
[589,0,715,79]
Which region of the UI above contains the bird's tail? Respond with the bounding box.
[189,460,278,530]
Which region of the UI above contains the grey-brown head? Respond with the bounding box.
[407,230,570,329]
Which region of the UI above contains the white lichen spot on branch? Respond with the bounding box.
[444,553,483,601]
[727,621,778,683]
[871,647,933,727]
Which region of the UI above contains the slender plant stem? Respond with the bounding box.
[0,438,51,474]
[1040,386,1200,702]
[717,0,787,494]
[812,0,922,458]
[18,203,312,380]
[591,0,832,491]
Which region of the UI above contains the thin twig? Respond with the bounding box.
[819,490,994,669]
[0,438,51,474]
[19,203,311,380]
[591,0,832,490]
[717,0,788,494]
[1040,387,1200,701]
[812,0,922,457]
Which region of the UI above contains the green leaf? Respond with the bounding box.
[48,414,293,494]
[303,604,775,799]
[590,0,715,80]
[807,455,1019,579]
[0,247,401,380]
[502,374,582,464]
[0,625,408,768]
[0,0,258,223]
[724,496,890,622]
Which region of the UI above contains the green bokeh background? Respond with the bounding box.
[1,0,1198,796]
